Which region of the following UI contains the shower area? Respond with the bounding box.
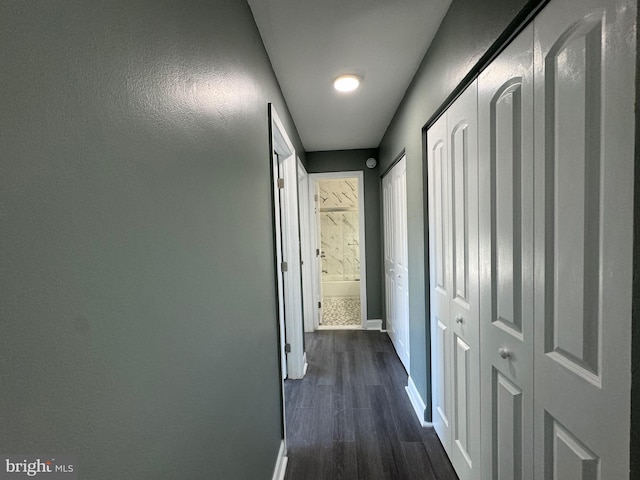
[317,177,362,327]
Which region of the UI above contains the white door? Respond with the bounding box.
[297,159,315,334]
[273,153,288,379]
[479,24,535,480]
[383,155,410,371]
[446,82,480,480]
[532,0,635,478]
[311,180,323,328]
[427,83,480,480]
[427,112,453,454]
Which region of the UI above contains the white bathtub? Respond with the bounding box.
[322,280,360,297]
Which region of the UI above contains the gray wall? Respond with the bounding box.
[306,149,382,321]
[0,1,303,479]
[378,0,544,420]
[630,5,640,477]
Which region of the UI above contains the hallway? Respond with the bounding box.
[283,331,458,480]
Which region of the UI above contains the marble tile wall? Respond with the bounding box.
[318,178,360,281]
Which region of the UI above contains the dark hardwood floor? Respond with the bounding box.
[283,330,458,480]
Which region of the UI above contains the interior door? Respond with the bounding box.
[533,0,635,478]
[313,181,323,327]
[479,24,534,480]
[274,153,288,379]
[383,156,410,371]
[446,82,480,480]
[427,112,452,454]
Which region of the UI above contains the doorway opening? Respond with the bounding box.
[309,172,367,330]
[269,104,306,382]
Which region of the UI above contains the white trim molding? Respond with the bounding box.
[405,376,432,427]
[271,440,288,480]
[303,353,309,376]
[270,105,305,380]
[365,319,383,331]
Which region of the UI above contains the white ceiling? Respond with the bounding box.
[247,0,452,152]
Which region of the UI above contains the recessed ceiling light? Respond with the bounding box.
[333,74,360,92]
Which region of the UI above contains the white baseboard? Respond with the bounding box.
[317,325,362,330]
[272,440,288,480]
[365,319,383,331]
[405,376,432,427]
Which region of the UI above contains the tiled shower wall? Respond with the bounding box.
[319,178,360,282]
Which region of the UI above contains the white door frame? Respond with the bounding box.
[297,159,315,333]
[270,105,306,380]
[308,171,368,330]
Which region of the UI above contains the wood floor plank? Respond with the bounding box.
[333,330,348,352]
[420,426,458,480]
[311,410,334,480]
[297,379,318,409]
[284,331,459,480]
[368,384,413,480]
[354,407,387,480]
[333,382,355,442]
[332,441,357,480]
[287,407,312,444]
[401,441,439,479]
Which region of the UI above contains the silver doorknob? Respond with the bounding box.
[455,315,463,324]
[498,347,511,359]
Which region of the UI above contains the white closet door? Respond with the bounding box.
[383,166,396,354]
[428,82,480,479]
[384,156,410,371]
[427,112,453,454]
[447,82,480,480]
[533,0,635,478]
[479,25,535,480]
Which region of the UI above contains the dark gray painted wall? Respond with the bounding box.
[630,4,640,477]
[378,0,544,420]
[0,1,303,479]
[306,150,382,321]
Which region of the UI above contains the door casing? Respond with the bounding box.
[270,104,306,382]
[308,171,368,330]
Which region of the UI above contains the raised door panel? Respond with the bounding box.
[427,113,452,453]
[479,24,535,480]
[494,371,524,480]
[544,413,599,480]
[454,334,472,466]
[533,0,635,478]
[447,82,480,480]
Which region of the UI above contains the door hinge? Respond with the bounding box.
[278,178,285,189]
[281,261,288,272]
[316,248,320,256]
[318,301,322,308]
[314,194,318,202]
[284,343,291,353]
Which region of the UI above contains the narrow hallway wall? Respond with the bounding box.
[0,1,303,478]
